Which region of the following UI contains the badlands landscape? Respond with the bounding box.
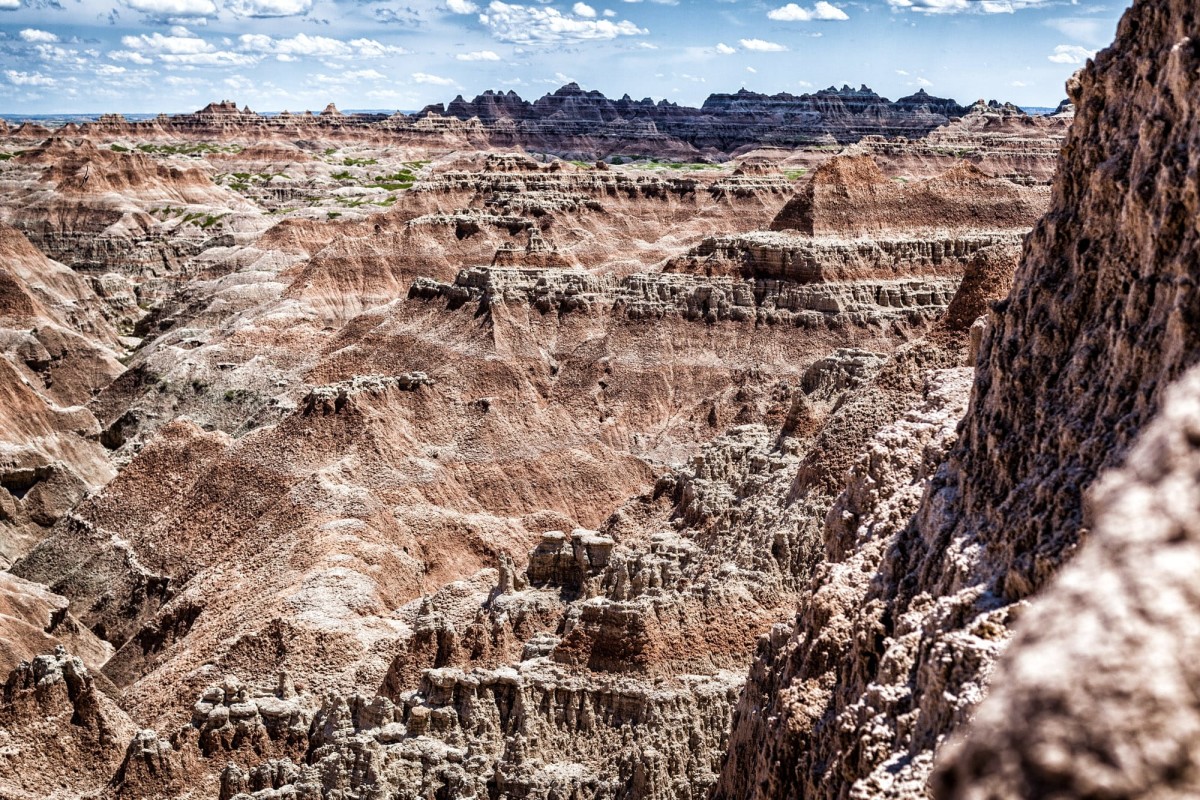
[2,0,1198,797]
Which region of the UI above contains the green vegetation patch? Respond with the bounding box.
[182,211,228,230]
[136,142,243,156]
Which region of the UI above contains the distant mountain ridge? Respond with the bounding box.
[420,81,974,125]
[5,82,1070,159]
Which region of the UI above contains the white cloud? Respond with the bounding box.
[446,0,478,12]
[572,1,595,15]
[32,43,84,63]
[95,64,127,76]
[887,0,1048,13]
[479,1,647,44]
[602,7,614,15]
[746,66,756,73]
[348,37,406,57]
[19,28,59,43]
[119,31,263,66]
[122,0,216,16]
[237,33,403,59]
[343,68,387,80]
[412,71,458,86]
[714,42,735,54]
[0,0,19,9]
[457,49,501,60]
[161,51,258,65]
[916,76,933,86]
[121,31,213,54]
[1048,43,1095,64]
[739,37,787,51]
[5,70,55,86]
[226,0,312,17]
[109,50,154,64]
[767,1,847,21]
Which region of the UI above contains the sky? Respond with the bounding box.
[0,0,1128,113]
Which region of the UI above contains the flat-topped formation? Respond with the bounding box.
[410,264,962,327]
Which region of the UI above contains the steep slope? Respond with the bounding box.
[717,0,1200,797]
[0,224,123,565]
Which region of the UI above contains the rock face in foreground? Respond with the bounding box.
[716,0,1200,797]
[934,364,1200,799]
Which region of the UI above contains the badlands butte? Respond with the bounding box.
[2,1,1199,795]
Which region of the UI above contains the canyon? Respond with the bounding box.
[1,1,1197,797]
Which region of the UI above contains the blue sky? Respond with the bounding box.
[0,0,1127,113]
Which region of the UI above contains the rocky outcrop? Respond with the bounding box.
[412,265,960,328]
[0,646,136,799]
[933,364,1200,799]
[716,0,1200,797]
[666,231,1020,282]
[770,156,1049,237]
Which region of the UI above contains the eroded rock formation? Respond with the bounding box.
[0,24,1167,800]
[716,1,1200,798]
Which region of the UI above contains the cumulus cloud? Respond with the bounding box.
[121,30,213,54]
[109,49,154,64]
[226,0,313,17]
[714,41,735,54]
[237,33,404,58]
[456,49,500,60]
[343,68,386,80]
[479,1,647,44]
[162,51,258,65]
[19,28,59,42]
[5,69,56,85]
[0,0,19,10]
[446,0,477,12]
[1047,43,1094,64]
[738,37,786,51]
[887,0,1048,13]
[767,1,847,21]
[572,1,595,16]
[412,71,457,85]
[119,29,261,66]
[122,0,216,16]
